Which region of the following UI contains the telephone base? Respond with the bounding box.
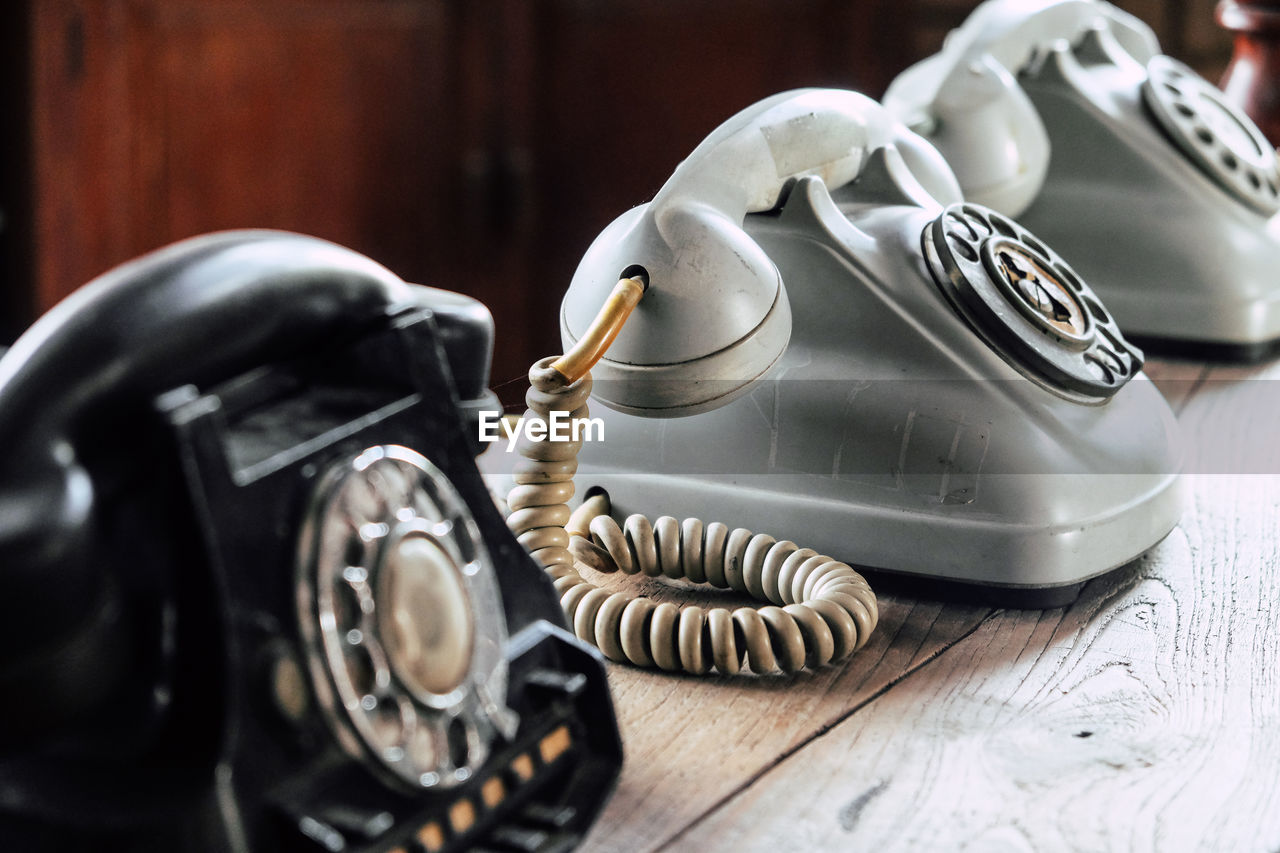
[561,465,1183,602]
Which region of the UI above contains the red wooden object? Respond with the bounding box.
[1218,0,1280,145]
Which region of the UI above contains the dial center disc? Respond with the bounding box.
[989,240,1089,341]
[377,533,475,699]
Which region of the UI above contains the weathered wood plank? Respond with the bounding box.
[578,586,993,853]
[670,359,1280,852]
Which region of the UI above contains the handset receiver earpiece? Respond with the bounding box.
[884,0,1158,215]
[0,231,416,739]
[562,88,962,416]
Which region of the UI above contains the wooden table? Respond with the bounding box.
[576,356,1280,853]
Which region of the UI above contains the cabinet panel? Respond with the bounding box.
[141,3,453,281]
[30,0,137,313]
[25,0,561,397]
[33,1,454,300]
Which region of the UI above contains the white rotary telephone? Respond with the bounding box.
[885,0,1280,357]
[513,87,1184,619]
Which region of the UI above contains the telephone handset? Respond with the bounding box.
[514,88,1182,642]
[883,0,1159,215]
[884,0,1280,354]
[0,232,621,851]
[566,88,963,416]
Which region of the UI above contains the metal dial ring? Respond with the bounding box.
[297,445,514,791]
[1142,55,1280,216]
[923,203,1143,401]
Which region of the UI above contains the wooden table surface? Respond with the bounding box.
[575,356,1280,853]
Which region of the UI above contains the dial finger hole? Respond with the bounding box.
[1053,263,1085,293]
[333,579,364,632]
[343,644,378,699]
[342,475,381,525]
[409,716,440,772]
[1195,126,1214,145]
[1174,102,1195,119]
[1083,293,1111,325]
[413,489,447,524]
[1098,324,1129,353]
[366,696,410,753]
[367,463,410,511]
[343,533,367,569]
[945,211,980,242]
[1084,353,1117,384]
[447,716,471,770]
[948,236,979,262]
[1021,234,1049,258]
[1222,151,1239,171]
[1091,345,1124,374]
[988,213,1018,238]
[959,205,993,236]
[447,517,477,563]
[412,473,453,522]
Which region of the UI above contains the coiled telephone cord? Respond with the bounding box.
[504,277,878,675]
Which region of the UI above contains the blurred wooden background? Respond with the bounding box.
[0,1,1234,396]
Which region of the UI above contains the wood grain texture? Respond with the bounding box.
[578,592,993,853]
[29,0,457,300]
[662,357,1280,852]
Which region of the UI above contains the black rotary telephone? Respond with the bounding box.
[0,231,621,851]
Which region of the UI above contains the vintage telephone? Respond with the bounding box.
[883,0,1280,356]
[0,232,621,851]
[497,87,1183,665]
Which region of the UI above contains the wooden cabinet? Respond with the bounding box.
[2,1,1232,395]
[18,1,459,327]
[3,0,892,396]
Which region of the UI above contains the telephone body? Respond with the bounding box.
[0,232,621,851]
[884,0,1280,356]
[554,89,1183,603]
